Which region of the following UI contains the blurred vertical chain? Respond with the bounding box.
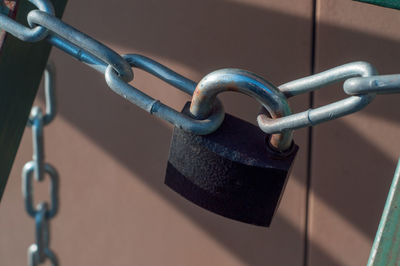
[22,63,59,266]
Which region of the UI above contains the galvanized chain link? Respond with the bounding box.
[257,61,378,133]
[2,0,400,141]
[22,64,59,266]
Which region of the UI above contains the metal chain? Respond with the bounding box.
[22,64,59,266]
[2,0,400,138]
[257,61,378,133]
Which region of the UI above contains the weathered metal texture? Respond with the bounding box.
[165,103,298,227]
[367,159,400,266]
[0,0,67,202]
[0,0,17,53]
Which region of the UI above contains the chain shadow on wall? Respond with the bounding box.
[35,0,400,265]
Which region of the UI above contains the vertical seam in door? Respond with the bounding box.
[304,0,318,265]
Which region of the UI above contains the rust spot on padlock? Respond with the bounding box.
[189,69,293,151]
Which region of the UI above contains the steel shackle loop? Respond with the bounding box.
[190,69,293,151]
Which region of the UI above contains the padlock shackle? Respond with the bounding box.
[189,69,293,151]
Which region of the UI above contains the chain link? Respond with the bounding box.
[257,61,378,133]
[22,64,59,266]
[344,74,400,95]
[27,10,133,81]
[2,0,400,142]
[27,63,57,126]
[105,54,225,135]
[0,0,53,41]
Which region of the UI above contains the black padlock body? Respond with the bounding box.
[165,102,298,227]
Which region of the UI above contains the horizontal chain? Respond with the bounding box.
[2,0,400,138]
[105,54,225,135]
[344,74,400,95]
[27,9,133,81]
[257,62,378,133]
[0,0,53,41]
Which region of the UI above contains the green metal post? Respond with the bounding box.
[368,159,400,265]
[353,0,400,10]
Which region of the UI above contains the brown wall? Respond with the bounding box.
[1,0,399,265]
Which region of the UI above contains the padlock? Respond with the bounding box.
[165,69,298,227]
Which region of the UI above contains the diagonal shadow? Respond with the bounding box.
[34,0,400,265]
